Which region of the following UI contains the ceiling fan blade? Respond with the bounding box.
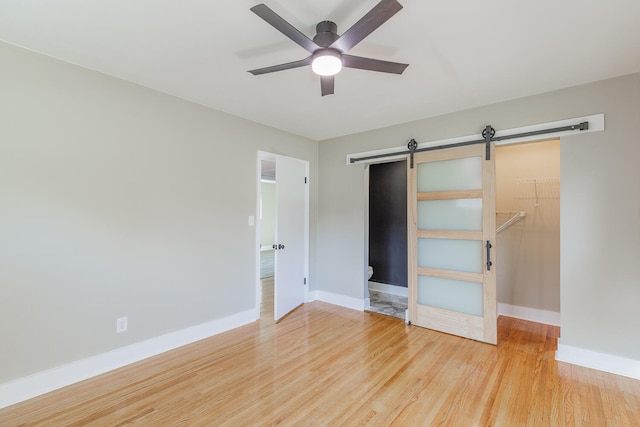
[342,54,408,74]
[248,57,312,75]
[329,0,403,53]
[251,4,320,53]
[321,75,335,96]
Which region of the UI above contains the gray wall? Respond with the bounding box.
[2,37,638,386]
[318,73,640,360]
[0,41,318,383]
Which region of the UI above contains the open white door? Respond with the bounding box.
[274,155,307,321]
[408,144,497,344]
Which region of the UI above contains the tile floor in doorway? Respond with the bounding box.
[366,290,407,321]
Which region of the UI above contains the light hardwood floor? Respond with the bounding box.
[1,279,639,426]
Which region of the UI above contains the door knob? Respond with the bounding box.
[278,244,285,249]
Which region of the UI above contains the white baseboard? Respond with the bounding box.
[556,342,640,380]
[368,282,408,297]
[0,309,257,409]
[309,290,365,311]
[498,303,560,326]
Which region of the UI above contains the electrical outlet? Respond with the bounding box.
[116,316,128,333]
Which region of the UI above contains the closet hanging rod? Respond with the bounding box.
[350,121,588,165]
[497,211,526,234]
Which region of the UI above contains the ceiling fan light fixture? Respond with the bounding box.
[311,49,342,76]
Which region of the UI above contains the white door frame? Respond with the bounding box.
[255,151,310,318]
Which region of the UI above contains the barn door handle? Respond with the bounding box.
[486,240,493,271]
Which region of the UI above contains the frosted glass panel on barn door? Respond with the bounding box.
[408,144,497,344]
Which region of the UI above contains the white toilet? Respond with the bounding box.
[367,266,374,280]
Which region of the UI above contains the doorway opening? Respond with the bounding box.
[259,159,276,321]
[256,152,309,323]
[495,139,561,325]
[365,159,408,320]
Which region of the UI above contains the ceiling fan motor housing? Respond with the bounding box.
[313,21,340,48]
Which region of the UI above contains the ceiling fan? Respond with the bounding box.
[247,0,409,96]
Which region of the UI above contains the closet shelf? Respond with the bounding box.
[496,211,525,233]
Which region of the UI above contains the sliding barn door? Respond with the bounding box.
[408,144,497,344]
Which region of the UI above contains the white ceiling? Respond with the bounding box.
[2,0,640,141]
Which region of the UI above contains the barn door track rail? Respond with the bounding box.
[350,121,589,168]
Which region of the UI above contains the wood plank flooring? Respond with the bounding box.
[1,279,639,426]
